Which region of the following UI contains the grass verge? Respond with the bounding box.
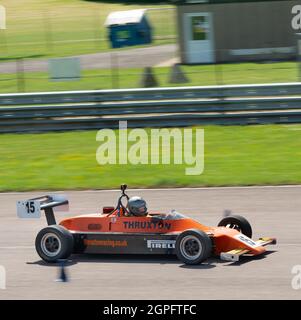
[1,124,301,191]
[0,61,298,93]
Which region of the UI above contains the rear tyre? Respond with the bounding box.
[175,229,212,265]
[218,215,252,238]
[35,225,74,263]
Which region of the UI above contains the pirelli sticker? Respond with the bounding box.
[147,240,176,249]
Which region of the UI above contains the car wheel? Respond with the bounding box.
[175,229,212,265]
[35,225,74,263]
[218,215,252,238]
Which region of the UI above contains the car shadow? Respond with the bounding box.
[180,250,277,269]
[26,259,77,267]
[27,254,181,266]
[26,250,277,268]
[74,253,183,265]
[179,260,216,269]
[223,250,277,266]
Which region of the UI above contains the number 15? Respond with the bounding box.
[25,201,35,214]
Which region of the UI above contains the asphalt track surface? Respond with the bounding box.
[0,44,176,73]
[0,186,300,300]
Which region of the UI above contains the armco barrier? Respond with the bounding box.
[0,82,301,133]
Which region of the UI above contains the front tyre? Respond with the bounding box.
[35,225,74,263]
[175,229,212,265]
[218,215,252,238]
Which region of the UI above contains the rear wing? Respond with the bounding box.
[17,195,68,225]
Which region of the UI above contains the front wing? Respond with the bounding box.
[220,237,277,262]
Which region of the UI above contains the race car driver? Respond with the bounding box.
[127,196,148,217]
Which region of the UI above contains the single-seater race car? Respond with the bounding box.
[17,185,276,265]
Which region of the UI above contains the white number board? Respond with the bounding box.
[234,234,259,248]
[17,200,41,219]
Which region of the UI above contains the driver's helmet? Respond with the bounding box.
[127,196,148,216]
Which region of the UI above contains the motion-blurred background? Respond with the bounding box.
[0,0,300,92]
[1,0,301,192]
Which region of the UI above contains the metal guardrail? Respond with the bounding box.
[1,82,301,133]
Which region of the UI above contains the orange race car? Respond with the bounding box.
[17,185,276,265]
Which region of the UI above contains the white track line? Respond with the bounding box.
[1,185,301,195]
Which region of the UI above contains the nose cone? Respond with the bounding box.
[212,227,266,256]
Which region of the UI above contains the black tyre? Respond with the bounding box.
[218,215,252,238]
[35,225,74,263]
[175,229,212,265]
